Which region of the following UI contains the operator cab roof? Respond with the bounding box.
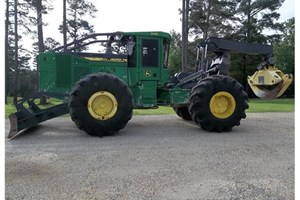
[123,31,171,40]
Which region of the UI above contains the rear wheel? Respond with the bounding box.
[173,106,192,120]
[68,73,133,136]
[189,75,248,132]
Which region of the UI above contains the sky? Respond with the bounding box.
[44,0,182,44]
[44,0,295,45]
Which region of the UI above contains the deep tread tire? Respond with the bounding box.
[173,107,192,121]
[189,75,248,132]
[68,73,133,136]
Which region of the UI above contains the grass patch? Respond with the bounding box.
[133,98,294,115]
[5,103,17,118]
[5,97,294,118]
[247,98,294,112]
[133,106,174,115]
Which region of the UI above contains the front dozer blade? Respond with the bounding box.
[247,66,293,99]
[8,114,18,139]
[8,93,69,139]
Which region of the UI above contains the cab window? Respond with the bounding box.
[142,39,158,67]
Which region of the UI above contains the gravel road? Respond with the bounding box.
[5,112,294,200]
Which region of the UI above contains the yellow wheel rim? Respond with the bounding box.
[209,91,236,119]
[88,91,118,120]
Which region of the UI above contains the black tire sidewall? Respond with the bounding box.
[207,76,244,122]
[173,107,192,121]
[69,73,133,135]
[189,75,248,131]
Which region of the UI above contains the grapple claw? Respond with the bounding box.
[248,66,293,99]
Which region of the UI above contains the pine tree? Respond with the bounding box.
[59,0,98,52]
[233,0,284,43]
[169,30,182,74]
[273,17,294,97]
[5,0,10,104]
[23,0,54,52]
[5,0,49,102]
[229,0,285,93]
[189,0,237,40]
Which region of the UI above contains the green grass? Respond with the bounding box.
[135,98,295,115]
[5,97,294,118]
[5,102,17,118]
[133,106,175,115]
[247,98,294,112]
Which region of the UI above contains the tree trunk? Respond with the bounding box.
[246,0,251,42]
[5,0,9,104]
[182,0,186,72]
[182,0,189,72]
[242,0,251,94]
[39,95,48,105]
[13,0,19,104]
[36,0,44,52]
[36,0,46,104]
[243,55,249,94]
[63,0,67,51]
[203,0,211,40]
[73,7,78,51]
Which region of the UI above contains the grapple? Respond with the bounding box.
[248,66,293,99]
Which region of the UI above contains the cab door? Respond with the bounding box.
[139,38,160,81]
[137,37,161,107]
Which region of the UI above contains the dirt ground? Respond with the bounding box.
[5,112,294,200]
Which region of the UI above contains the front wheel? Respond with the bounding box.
[68,73,133,136]
[189,75,248,132]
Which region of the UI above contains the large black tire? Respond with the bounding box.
[189,75,248,132]
[173,106,192,121]
[68,73,133,136]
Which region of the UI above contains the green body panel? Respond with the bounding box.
[157,87,190,106]
[131,81,158,107]
[39,53,128,94]
[38,31,188,108]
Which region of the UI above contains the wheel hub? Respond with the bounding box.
[88,91,118,120]
[209,91,236,119]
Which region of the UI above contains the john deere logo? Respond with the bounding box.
[145,70,151,77]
